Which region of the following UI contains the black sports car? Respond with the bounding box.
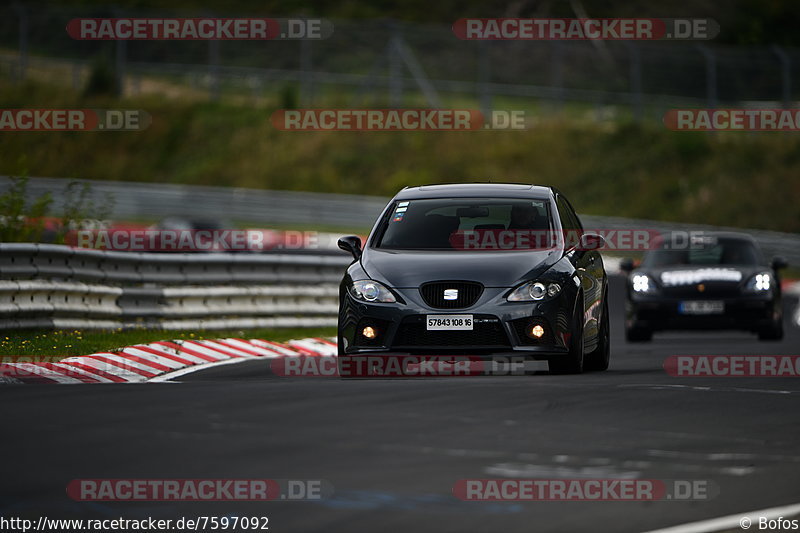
[336,183,610,374]
[621,232,786,341]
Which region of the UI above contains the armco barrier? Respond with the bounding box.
[5,176,800,266]
[0,244,350,330]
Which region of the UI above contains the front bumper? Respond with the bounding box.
[626,293,779,332]
[338,286,573,358]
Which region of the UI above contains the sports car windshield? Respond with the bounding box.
[644,237,763,267]
[375,198,554,251]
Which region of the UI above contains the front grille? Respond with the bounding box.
[392,315,510,348]
[419,281,484,309]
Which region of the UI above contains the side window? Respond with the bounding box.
[556,196,573,231]
[556,195,583,249]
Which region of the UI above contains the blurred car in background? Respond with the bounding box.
[621,232,787,341]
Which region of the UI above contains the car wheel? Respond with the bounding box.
[625,325,652,342]
[585,298,610,372]
[550,302,584,374]
[758,318,784,341]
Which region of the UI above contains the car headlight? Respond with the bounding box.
[507,281,562,302]
[348,280,397,303]
[744,272,772,293]
[631,273,657,294]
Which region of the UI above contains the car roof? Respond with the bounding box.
[393,183,554,200]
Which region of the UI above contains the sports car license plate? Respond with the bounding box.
[679,301,724,315]
[426,315,473,331]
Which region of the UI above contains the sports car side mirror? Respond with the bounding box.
[338,236,362,260]
[771,256,788,270]
[619,258,635,273]
[579,232,606,251]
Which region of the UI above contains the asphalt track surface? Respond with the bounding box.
[2,276,799,533]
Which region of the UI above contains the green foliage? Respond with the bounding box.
[280,84,299,110]
[0,173,52,243]
[0,168,115,244]
[83,55,118,98]
[1,83,799,232]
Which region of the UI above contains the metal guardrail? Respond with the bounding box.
[5,176,800,265]
[0,244,350,330]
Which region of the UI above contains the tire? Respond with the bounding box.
[625,325,652,342]
[758,319,784,341]
[549,301,585,374]
[585,298,610,372]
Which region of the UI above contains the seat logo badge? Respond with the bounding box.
[697,284,705,292]
[443,289,458,300]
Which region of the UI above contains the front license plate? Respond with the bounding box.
[426,315,474,331]
[679,301,724,315]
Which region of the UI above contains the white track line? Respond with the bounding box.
[150,356,262,382]
[643,501,800,533]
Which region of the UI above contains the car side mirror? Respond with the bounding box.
[619,258,635,273]
[338,235,362,260]
[771,256,788,270]
[579,232,605,251]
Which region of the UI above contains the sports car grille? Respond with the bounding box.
[392,315,510,348]
[419,281,484,309]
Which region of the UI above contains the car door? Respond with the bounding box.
[556,194,603,342]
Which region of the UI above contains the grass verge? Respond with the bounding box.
[2,80,800,233]
[0,327,336,361]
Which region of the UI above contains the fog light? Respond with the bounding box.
[528,324,545,339]
[361,326,377,339]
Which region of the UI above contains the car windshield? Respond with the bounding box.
[375,198,554,251]
[644,236,763,267]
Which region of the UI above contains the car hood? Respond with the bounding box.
[360,248,561,288]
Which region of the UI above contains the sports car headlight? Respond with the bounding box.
[744,272,772,293]
[507,281,561,302]
[348,280,397,303]
[631,274,656,294]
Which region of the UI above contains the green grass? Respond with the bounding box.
[0,327,336,361]
[2,80,800,233]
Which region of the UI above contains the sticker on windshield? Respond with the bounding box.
[398,201,409,207]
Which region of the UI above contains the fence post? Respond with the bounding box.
[549,41,564,111]
[300,38,313,105]
[697,45,717,109]
[626,42,643,123]
[208,39,220,101]
[478,41,492,118]
[772,45,791,109]
[72,62,81,91]
[115,40,126,96]
[14,3,28,82]
[112,8,126,96]
[388,22,402,107]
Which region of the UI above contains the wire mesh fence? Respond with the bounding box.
[2,4,800,121]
